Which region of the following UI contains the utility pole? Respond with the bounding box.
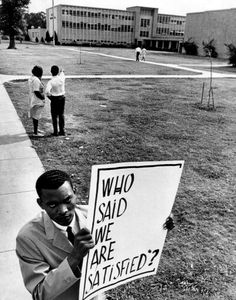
[52,0,55,46]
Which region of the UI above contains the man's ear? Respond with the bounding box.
[37,198,44,209]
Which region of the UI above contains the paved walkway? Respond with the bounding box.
[0,51,236,299]
[0,77,44,300]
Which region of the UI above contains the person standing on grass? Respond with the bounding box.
[135,46,141,61]
[28,65,45,137]
[140,48,147,61]
[46,66,66,136]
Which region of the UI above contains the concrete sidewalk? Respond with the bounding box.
[0,78,44,299]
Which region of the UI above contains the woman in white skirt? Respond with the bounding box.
[28,66,45,137]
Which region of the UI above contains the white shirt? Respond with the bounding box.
[52,213,80,240]
[45,71,65,97]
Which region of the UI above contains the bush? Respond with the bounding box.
[35,37,39,43]
[202,39,218,58]
[25,33,30,41]
[45,30,51,43]
[41,37,45,43]
[225,43,236,67]
[1,35,9,40]
[183,38,198,55]
[54,32,60,45]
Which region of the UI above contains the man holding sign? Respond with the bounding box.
[16,170,106,300]
[16,167,177,300]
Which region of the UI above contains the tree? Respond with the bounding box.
[225,43,236,67]
[45,30,51,43]
[25,33,30,41]
[183,38,198,56]
[202,39,218,58]
[24,12,46,30]
[0,0,30,49]
[35,36,39,43]
[54,31,60,45]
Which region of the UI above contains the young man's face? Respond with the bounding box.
[38,181,77,226]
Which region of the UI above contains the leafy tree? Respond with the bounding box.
[202,39,218,58]
[45,30,51,43]
[24,12,46,30]
[0,0,30,49]
[225,43,236,67]
[183,38,198,56]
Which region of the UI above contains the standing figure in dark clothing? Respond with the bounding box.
[46,65,66,136]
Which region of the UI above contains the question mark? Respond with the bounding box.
[148,249,159,266]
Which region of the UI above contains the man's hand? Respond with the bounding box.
[67,228,94,276]
[163,214,175,231]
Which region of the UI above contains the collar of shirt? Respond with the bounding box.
[52,213,79,235]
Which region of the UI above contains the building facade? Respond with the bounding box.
[28,27,46,42]
[185,8,236,58]
[46,5,185,51]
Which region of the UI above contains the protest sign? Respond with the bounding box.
[79,161,184,300]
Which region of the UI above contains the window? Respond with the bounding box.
[140,31,149,37]
[141,19,150,27]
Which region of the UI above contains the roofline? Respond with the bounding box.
[187,7,236,15]
[47,4,134,14]
[158,13,186,18]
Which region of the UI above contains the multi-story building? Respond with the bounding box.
[185,8,236,58]
[46,5,185,51]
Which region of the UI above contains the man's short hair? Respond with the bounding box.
[32,65,43,78]
[51,65,59,76]
[36,170,73,197]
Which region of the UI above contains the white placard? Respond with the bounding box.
[79,161,184,300]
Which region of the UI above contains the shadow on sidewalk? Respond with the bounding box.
[0,133,28,145]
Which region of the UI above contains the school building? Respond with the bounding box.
[46,5,185,51]
[185,8,236,58]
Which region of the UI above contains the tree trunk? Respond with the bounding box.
[8,35,16,49]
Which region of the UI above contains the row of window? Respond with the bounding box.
[61,9,134,20]
[140,31,149,37]
[76,39,130,44]
[157,15,185,25]
[140,18,150,28]
[156,27,184,36]
[62,38,132,44]
[62,21,133,32]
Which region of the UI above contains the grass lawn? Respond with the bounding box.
[3,43,236,299]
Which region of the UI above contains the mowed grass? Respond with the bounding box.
[2,44,236,299]
[0,42,205,76]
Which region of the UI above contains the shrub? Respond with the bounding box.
[45,30,51,43]
[183,38,198,55]
[202,39,218,58]
[54,31,60,45]
[225,43,236,67]
[25,33,30,41]
[41,37,45,43]
[35,37,39,43]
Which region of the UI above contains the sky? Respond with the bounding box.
[28,0,236,15]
